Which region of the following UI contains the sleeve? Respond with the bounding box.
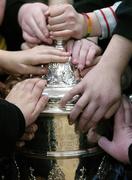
[128,144,132,164]
[94,1,121,39]
[74,0,116,13]
[0,99,25,155]
[114,0,132,40]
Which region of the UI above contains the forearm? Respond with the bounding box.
[0,50,13,70]
[98,34,132,76]
[82,2,121,38]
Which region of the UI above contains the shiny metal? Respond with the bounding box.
[42,0,76,113]
[19,113,103,180]
[20,113,102,158]
[17,0,132,179]
[42,40,77,113]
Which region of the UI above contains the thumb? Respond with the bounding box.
[98,136,114,156]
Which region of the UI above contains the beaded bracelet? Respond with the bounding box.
[82,13,92,37]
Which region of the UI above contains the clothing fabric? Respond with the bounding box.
[0,98,25,178]
[74,0,118,13]
[128,144,132,165]
[114,0,132,40]
[0,99,25,155]
[94,1,121,39]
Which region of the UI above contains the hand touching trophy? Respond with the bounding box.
[43,0,78,113]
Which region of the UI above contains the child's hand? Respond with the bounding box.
[1,45,69,75]
[60,62,121,133]
[16,123,38,147]
[98,96,132,164]
[6,78,48,127]
[18,3,52,44]
[46,4,87,40]
[66,38,102,70]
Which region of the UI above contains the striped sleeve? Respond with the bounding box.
[94,1,122,39]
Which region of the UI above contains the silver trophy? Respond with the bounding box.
[19,1,103,179]
[43,0,77,114]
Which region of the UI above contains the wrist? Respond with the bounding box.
[73,13,87,39]
[81,12,102,38]
[0,50,9,69]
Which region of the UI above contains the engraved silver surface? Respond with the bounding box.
[43,39,78,113]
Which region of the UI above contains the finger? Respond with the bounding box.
[20,133,35,141]
[60,83,82,107]
[86,47,96,66]
[23,65,47,75]
[78,44,88,70]
[48,14,65,26]
[98,136,114,156]
[34,13,49,37]
[123,96,132,124]
[48,23,69,33]
[32,79,47,99]
[79,102,98,132]
[32,95,49,118]
[69,93,90,125]
[50,30,73,40]
[105,101,120,119]
[23,78,41,92]
[79,68,91,77]
[21,43,31,50]
[39,54,69,64]
[25,123,38,133]
[29,16,46,39]
[89,56,101,66]
[31,51,69,65]
[48,5,65,17]
[87,127,101,143]
[66,40,74,55]
[46,49,69,56]
[89,105,108,127]
[72,41,81,65]
[23,31,41,44]
[114,101,125,132]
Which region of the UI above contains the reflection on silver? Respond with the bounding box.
[42,39,78,113]
[44,40,77,87]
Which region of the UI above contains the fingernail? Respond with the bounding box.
[50,31,53,35]
[42,92,49,97]
[78,65,84,71]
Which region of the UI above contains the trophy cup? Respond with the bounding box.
[3,0,132,178]
[18,1,104,180]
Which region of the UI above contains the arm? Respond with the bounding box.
[1,0,48,50]
[47,2,121,40]
[98,96,132,164]
[18,2,52,45]
[0,45,69,75]
[1,78,48,154]
[60,34,132,132]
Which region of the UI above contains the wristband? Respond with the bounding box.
[82,13,92,37]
